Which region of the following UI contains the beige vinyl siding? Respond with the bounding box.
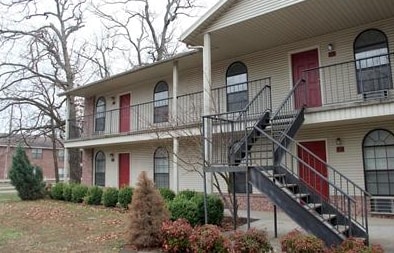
[209,16,394,112]
[207,0,304,33]
[296,120,394,190]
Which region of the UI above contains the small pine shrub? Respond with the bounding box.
[177,189,199,200]
[9,146,45,200]
[159,188,176,202]
[280,229,325,253]
[332,237,384,253]
[63,183,74,201]
[118,186,133,208]
[189,224,228,253]
[84,186,103,205]
[128,171,170,250]
[50,182,64,200]
[161,218,193,253]
[169,196,200,226]
[71,184,88,203]
[227,229,272,253]
[102,187,119,207]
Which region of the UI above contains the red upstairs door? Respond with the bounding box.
[291,49,321,108]
[119,94,131,133]
[298,140,328,199]
[118,153,130,188]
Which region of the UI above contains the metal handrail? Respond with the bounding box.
[271,78,305,120]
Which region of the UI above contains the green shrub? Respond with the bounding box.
[193,194,224,225]
[50,182,64,200]
[159,188,176,202]
[71,184,88,203]
[227,229,272,253]
[161,218,193,253]
[9,146,45,200]
[280,229,325,253]
[102,187,118,207]
[84,186,103,205]
[177,189,199,200]
[189,224,228,253]
[169,196,200,226]
[118,186,133,208]
[63,183,74,201]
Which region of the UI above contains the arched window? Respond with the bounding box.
[154,81,169,123]
[354,29,392,94]
[154,147,169,188]
[95,151,106,186]
[226,61,248,112]
[95,97,106,132]
[363,129,394,212]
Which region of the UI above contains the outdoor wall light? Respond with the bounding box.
[111,96,116,105]
[109,153,115,161]
[336,138,342,146]
[328,43,334,52]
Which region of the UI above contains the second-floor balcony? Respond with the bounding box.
[67,52,394,141]
[68,78,271,140]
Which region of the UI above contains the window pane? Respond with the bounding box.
[95,152,106,186]
[154,148,169,188]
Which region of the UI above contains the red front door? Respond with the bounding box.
[298,141,328,198]
[292,49,321,108]
[119,94,131,133]
[119,153,130,187]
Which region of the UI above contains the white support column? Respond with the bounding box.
[172,137,179,193]
[172,61,179,193]
[203,33,213,194]
[64,96,71,181]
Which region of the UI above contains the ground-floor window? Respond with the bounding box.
[154,147,169,188]
[95,151,106,187]
[363,129,394,213]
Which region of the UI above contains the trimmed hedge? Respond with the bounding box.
[102,187,118,207]
[169,196,200,226]
[118,186,133,208]
[71,184,88,203]
[177,189,199,200]
[85,186,103,205]
[193,194,224,226]
[159,188,176,202]
[50,182,64,200]
[62,183,74,201]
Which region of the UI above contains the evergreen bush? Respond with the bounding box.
[193,194,224,225]
[128,171,169,250]
[102,187,118,207]
[159,188,176,202]
[169,196,200,226]
[9,146,45,200]
[118,186,133,208]
[63,183,74,201]
[71,184,88,203]
[50,182,64,200]
[84,186,103,205]
[177,189,199,200]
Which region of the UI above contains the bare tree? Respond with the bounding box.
[91,0,199,67]
[0,0,89,182]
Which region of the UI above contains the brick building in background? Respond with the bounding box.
[0,135,65,182]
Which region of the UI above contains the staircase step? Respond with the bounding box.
[305,203,322,210]
[294,193,309,199]
[322,214,337,222]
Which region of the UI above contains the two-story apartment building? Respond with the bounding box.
[0,135,65,181]
[62,0,394,245]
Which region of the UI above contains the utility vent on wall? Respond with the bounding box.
[371,197,394,214]
[363,90,388,100]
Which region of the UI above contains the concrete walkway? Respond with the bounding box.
[233,209,394,252]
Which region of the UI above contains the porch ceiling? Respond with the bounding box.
[198,0,394,61]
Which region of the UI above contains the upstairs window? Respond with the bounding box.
[226,62,248,112]
[32,148,43,159]
[154,81,169,123]
[154,147,169,188]
[354,29,392,94]
[95,97,106,132]
[95,151,106,187]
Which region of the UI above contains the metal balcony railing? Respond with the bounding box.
[303,52,394,106]
[68,77,271,140]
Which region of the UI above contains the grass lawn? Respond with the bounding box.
[0,196,127,252]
